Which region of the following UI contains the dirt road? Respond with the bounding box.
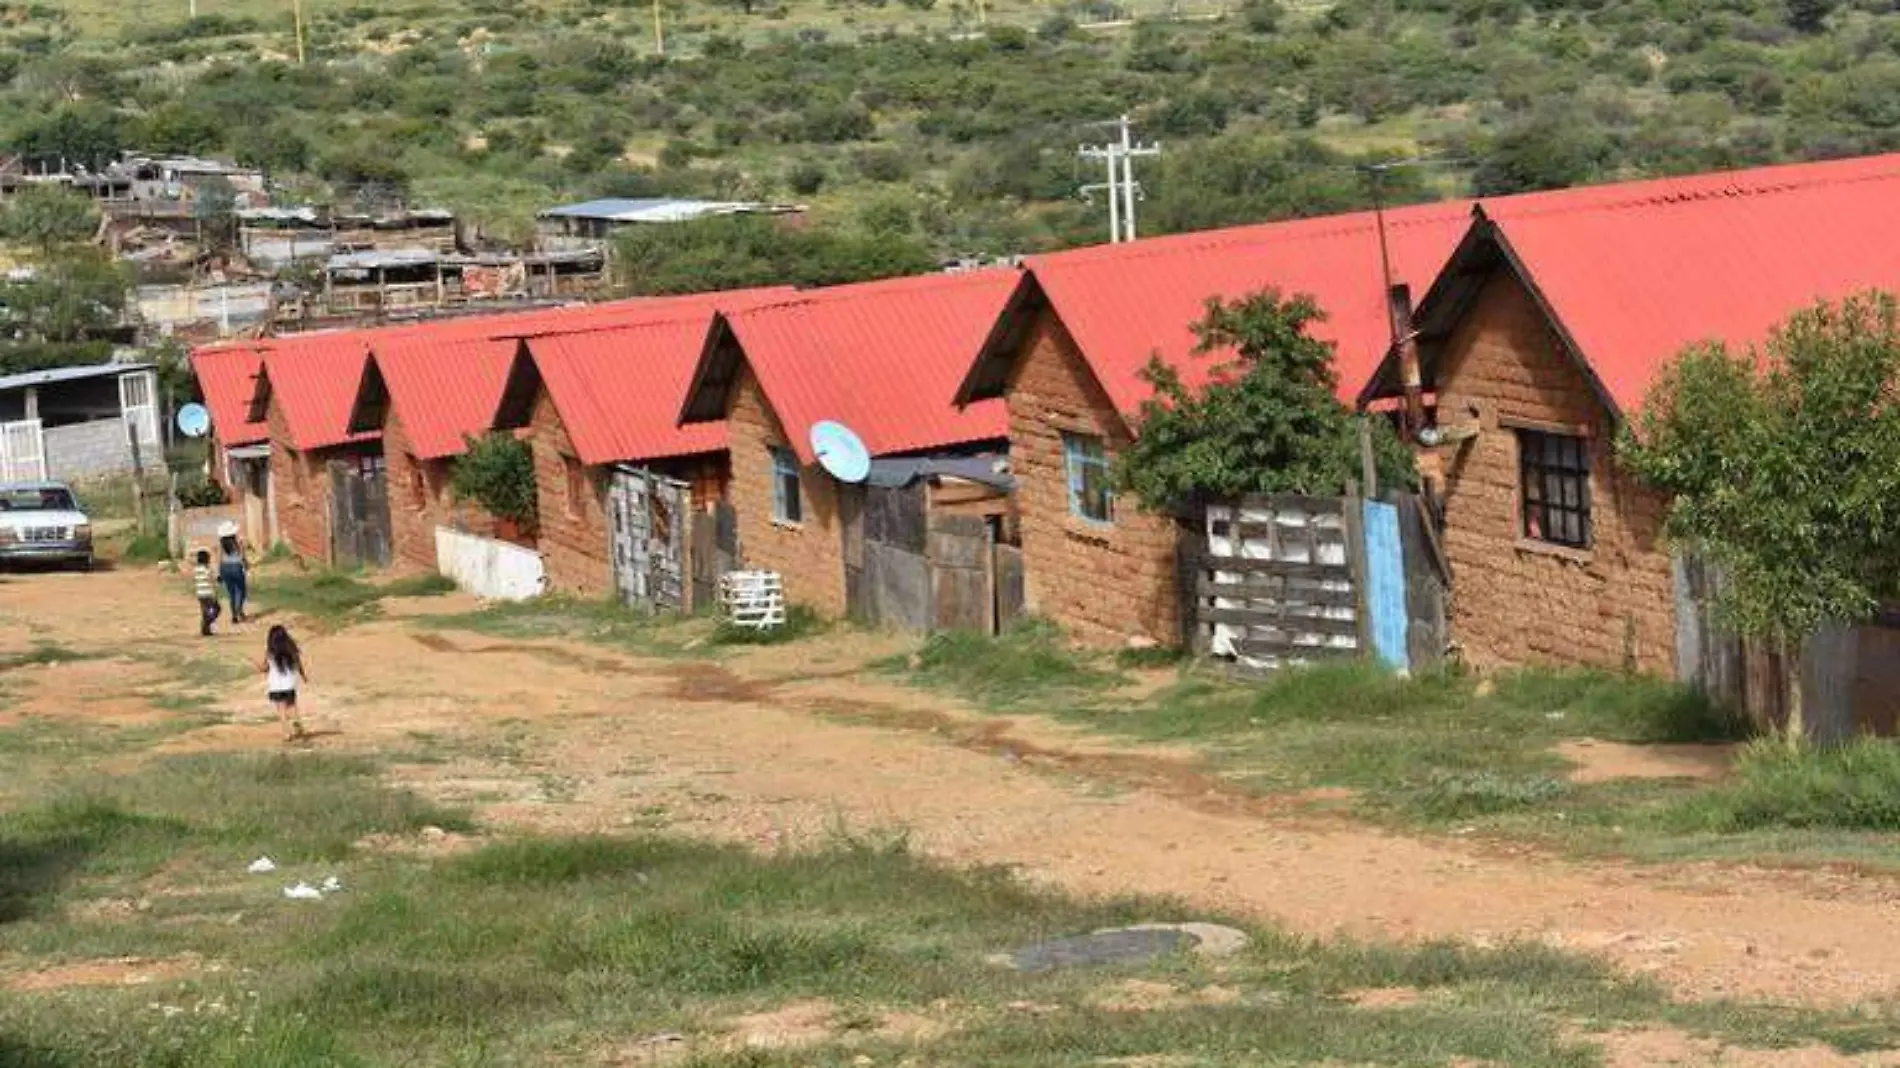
[7,565,1900,1009]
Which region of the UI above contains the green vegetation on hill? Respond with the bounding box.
[11,0,1891,275]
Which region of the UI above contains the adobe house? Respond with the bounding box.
[345,333,523,575]
[191,342,274,545]
[1358,154,1900,717]
[955,204,1473,647]
[680,269,1029,620]
[247,333,384,565]
[491,289,793,601]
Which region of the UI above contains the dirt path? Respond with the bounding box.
[8,566,1900,1009]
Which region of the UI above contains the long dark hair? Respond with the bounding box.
[219,534,240,556]
[267,625,301,673]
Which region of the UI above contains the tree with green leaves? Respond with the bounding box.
[451,433,539,527]
[1620,293,1900,740]
[0,185,100,254]
[1118,290,1415,513]
[612,214,935,296]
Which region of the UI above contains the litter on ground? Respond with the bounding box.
[246,857,276,874]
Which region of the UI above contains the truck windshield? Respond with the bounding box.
[0,489,77,512]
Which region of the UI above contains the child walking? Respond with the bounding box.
[260,625,310,743]
[193,549,221,637]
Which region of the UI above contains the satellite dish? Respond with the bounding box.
[809,420,870,483]
[176,403,211,439]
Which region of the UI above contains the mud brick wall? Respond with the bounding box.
[1433,270,1676,675]
[382,409,505,576]
[1006,308,1184,647]
[727,367,846,617]
[266,396,331,564]
[529,388,613,599]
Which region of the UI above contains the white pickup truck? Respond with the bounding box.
[0,481,94,570]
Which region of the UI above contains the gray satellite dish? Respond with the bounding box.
[809,420,870,483]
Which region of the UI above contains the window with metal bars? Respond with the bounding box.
[1517,429,1591,549]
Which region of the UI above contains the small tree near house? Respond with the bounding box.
[450,433,539,532]
[1620,292,1900,741]
[1118,290,1415,513]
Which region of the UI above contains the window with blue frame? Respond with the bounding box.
[770,446,803,524]
[1062,432,1112,524]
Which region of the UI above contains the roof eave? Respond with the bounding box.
[953,270,1044,408]
[678,313,743,427]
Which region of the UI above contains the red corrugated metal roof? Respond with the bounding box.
[257,331,378,451]
[529,316,729,466]
[1466,152,1900,415]
[1023,202,1475,416]
[721,269,1024,461]
[369,334,518,460]
[190,344,268,447]
[521,287,796,466]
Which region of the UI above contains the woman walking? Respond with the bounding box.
[217,523,249,625]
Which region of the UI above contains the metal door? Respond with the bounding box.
[608,467,689,611]
[118,371,160,452]
[329,455,391,569]
[0,420,46,482]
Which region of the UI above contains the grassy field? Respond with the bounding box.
[885,622,1900,869]
[1,704,1895,1067]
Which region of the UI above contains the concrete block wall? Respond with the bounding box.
[727,367,847,617]
[44,419,135,480]
[1006,309,1185,647]
[1432,270,1677,675]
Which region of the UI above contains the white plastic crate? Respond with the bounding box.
[719,570,786,630]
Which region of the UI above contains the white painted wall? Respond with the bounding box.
[434,527,545,601]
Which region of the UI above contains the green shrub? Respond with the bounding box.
[118,532,171,563]
[449,433,537,526]
[1674,739,1900,831]
[903,618,1117,706]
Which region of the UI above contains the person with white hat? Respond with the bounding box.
[216,521,250,624]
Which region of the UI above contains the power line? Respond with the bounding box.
[1077,115,1159,244]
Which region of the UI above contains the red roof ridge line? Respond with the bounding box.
[1033,207,1467,268]
[1484,165,1900,221]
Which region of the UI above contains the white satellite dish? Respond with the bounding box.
[809,420,871,483]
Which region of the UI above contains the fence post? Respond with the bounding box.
[1343,481,1370,657]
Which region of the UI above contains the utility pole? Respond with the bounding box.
[291,0,307,65]
[1077,115,1160,244]
[1360,159,1426,438]
[652,0,667,56]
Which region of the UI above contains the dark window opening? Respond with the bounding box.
[1518,429,1591,550]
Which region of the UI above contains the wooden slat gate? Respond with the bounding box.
[328,455,391,569]
[689,500,737,614]
[1192,493,1445,674]
[608,466,689,612]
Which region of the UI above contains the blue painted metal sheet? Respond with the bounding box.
[1362,499,1409,672]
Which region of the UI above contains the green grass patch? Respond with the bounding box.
[421,594,710,656]
[1,738,1893,1066]
[0,643,98,673]
[114,532,171,565]
[1667,738,1900,832]
[251,570,454,624]
[895,618,1121,707]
